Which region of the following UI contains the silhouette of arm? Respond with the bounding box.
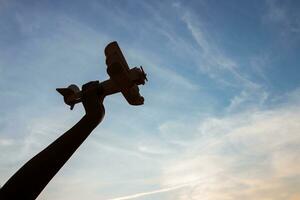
[0,81,104,200]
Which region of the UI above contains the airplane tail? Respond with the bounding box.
[56,84,80,110]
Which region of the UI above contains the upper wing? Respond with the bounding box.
[104,41,144,105]
[105,41,130,72]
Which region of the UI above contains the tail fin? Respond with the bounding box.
[56,85,80,110]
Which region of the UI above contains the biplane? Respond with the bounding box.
[56,41,147,109]
[0,41,148,200]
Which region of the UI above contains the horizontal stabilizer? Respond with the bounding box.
[56,85,81,110]
[56,88,74,97]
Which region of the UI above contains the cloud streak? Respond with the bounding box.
[106,176,215,200]
[1,1,300,200]
[159,88,300,200]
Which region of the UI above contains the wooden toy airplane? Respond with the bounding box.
[56,41,147,110]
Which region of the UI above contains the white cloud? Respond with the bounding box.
[226,87,269,113]
[3,88,299,200]
[1,2,299,200]
[249,53,271,82]
[159,89,300,200]
[163,3,271,113]
[180,11,259,89]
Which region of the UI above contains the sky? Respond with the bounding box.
[0,0,300,199]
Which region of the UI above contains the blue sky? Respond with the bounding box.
[0,0,300,199]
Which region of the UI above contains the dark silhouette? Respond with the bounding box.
[0,41,147,200]
[57,41,147,110]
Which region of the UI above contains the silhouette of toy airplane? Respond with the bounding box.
[0,41,147,200]
[57,41,147,110]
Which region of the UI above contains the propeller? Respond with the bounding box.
[140,66,148,82]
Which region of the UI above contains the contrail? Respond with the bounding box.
[106,179,202,200]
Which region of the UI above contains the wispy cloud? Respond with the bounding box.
[1,1,299,200]
[159,88,300,200]
[180,9,259,89]
[126,48,199,91]
[106,169,225,200]
[106,180,198,200]
[170,3,270,112]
